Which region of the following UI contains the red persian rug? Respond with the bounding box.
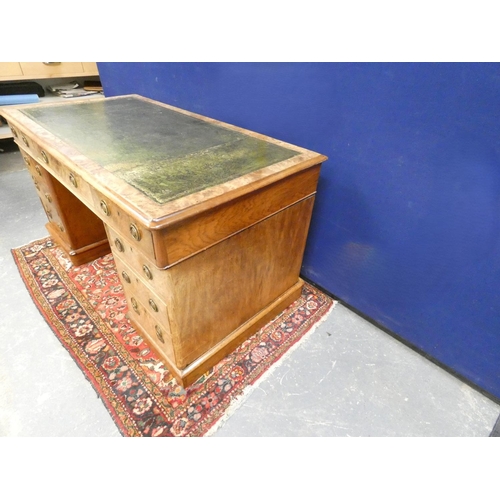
[12,237,335,437]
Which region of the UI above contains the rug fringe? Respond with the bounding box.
[204,300,337,436]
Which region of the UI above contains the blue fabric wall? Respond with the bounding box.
[97,62,500,400]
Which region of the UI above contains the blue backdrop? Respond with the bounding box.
[97,62,500,401]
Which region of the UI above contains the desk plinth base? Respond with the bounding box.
[128,279,304,388]
[46,222,111,266]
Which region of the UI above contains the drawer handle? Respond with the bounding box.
[35,165,42,176]
[69,172,78,188]
[41,150,49,164]
[129,223,141,241]
[114,238,124,252]
[100,200,110,216]
[121,271,131,283]
[148,299,158,313]
[46,209,52,219]
[33,181,40,191]
[10,127,17,138]
[131,297,139,314]
[22,136,29,147]
[155,325,164,343]
[43,62,61,65]
[45,193,52,203]
[142,264,153,280]
[58,223,65,232]
[23,156,30,167]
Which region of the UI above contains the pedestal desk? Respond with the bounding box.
[1,95,327,387]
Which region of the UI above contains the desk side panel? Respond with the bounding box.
[166,196,316,368]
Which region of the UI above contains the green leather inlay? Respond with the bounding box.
[23,97,299,204]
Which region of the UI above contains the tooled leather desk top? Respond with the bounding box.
[22,95,300,204]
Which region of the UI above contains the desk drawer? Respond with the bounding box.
[113,252,171,326]
[104,224,168,290]
[92,191,155,262]
[19,62,85,78]
[23,156,66,234]
[152,165,322,267]
[22,152,50,194]
[22,153,70,235]
[116,260,176,366]
[21,148,108,251]
[124,291,177,369]
[18,141,96,214]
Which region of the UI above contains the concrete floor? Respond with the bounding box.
[1,138,499,437]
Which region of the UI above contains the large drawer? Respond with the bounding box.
[151,165,321,268]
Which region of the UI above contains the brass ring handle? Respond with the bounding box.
[58,223,65,232]
[22,136,29,147]
[121,271,131,283]
[69,173,78,188]
[155,325,164,343]
[10,127,17,138]
[100,200,110,216]
[46,209,52,219]
[129,223,141,241]
[45,193,52,203]
[142,264,153,280]
[35,165,42,176]
[33,181,40,191]
[131,297,139,314]
[41,151,49,164]
[148,299,158,313]
[23,156,30,166]
[114,238,124,252]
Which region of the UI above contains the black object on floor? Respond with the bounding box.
[0,81,45,97]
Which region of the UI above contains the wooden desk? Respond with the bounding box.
[1,95,327,387]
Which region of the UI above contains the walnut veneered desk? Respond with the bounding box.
[1,95,327,386]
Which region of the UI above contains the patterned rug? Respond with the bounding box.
[12,237,335,437]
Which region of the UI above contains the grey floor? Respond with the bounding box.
[1,138,499,437]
